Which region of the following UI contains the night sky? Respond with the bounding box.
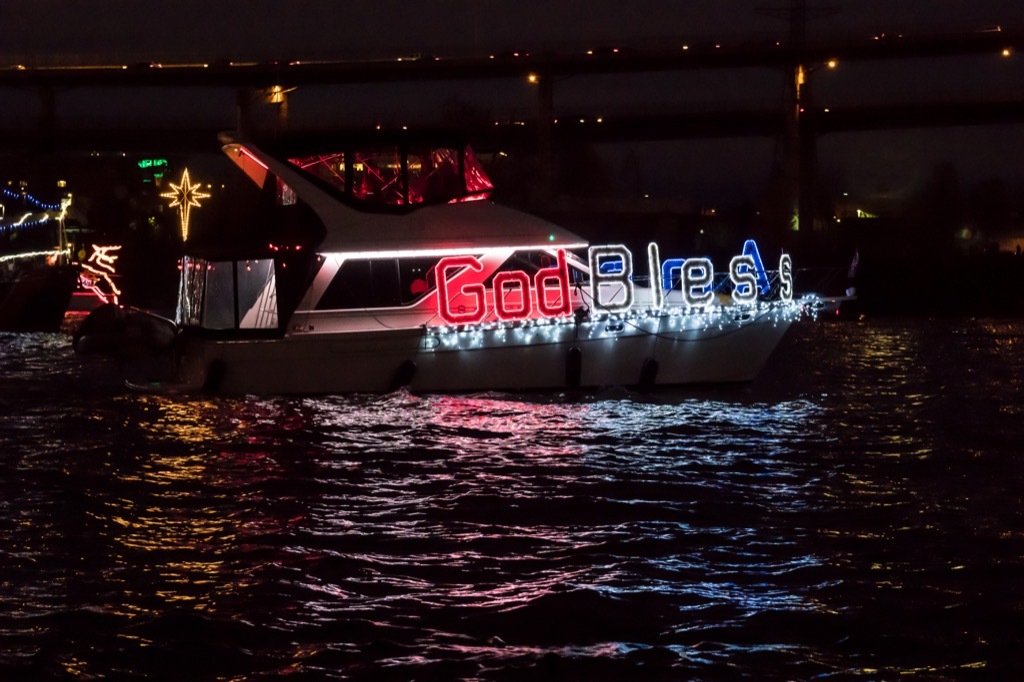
[3,1,1021,60]
[2,1,1023,205]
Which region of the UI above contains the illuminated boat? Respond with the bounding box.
[0,187,78,332]
[161,133,809,394]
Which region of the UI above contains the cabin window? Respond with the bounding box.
[276,177,296,206]
[237,259,278,329]
[351,148,405,205]
[177,256,280,331]
[290,152,346,193]
[463,145,494,195]
[177,256,206,327]
[407,148,463,205]
[398,258,438,303]
[315,258,431,310]
[202,261,236,329]
[288,145,493,207]
[493,251,557,276]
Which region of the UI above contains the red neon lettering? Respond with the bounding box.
[434,249,572,326]
[493,270,533,321]
[435,256,486,324]
[534,249,572,317]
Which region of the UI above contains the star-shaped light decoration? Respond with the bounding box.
[161,169,210,242]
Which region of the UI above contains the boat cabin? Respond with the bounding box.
[175,135,544,336]
[286,144,494,208]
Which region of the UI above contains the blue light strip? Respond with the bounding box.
[0,187,64,232]
[1,188,62,212]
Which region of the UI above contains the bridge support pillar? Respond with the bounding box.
[534,71,555,202]
[778,61,823,250]
[268,85,290,132]
[37,86,56,149]
[236,86,291,136]
[236,88,255,136]
[781,65,802,236]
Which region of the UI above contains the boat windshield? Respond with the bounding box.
[288,145,493,207]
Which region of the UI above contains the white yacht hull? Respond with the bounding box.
[174,307,795,395]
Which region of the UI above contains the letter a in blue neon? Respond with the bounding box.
[741,240,770,296]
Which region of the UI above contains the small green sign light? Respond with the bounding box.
[138,158,169,170]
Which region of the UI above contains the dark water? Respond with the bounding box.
[2,317,1024,680]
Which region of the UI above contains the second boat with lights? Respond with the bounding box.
[0,186,78,332]
[132,132,817,394]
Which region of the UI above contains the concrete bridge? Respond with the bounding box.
[2,25,1021,236]
[1,27,1020,147]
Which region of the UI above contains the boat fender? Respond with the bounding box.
[202,359,227,394]
[566,346,582,388]
[72,303,125,354]
[639,357,659,389]
[391,360,417,391]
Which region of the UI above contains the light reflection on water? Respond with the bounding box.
[1,318,1024,679]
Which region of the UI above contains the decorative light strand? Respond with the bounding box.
[422,298,809,352]
[0,214,53,232]
[79,245,123,304]
[0,248,70,264]
[1,188,62,212]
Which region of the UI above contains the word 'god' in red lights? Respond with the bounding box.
[435,249,572,325]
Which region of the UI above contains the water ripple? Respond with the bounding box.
[2,319,1024,679]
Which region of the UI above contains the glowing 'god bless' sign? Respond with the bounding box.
[433,240,793,326]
